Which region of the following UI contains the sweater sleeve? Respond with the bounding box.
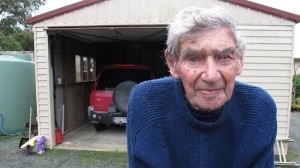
[127,84,147,168]
[251,122,277,168]
[233,82,278,167]
[251,125,277,168]
[249,87,278,168]
[127,82,171,168]
[126,79,173,168]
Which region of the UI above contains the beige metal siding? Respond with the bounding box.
[34,27,56,148]
[237,25,293,139]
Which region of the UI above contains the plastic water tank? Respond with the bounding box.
[0,54,37,134]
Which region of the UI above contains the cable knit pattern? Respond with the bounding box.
[127,77,277,168]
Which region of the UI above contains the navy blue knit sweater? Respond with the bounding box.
[127,77,277,168]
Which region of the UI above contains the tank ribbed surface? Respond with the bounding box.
[0,55,37,134]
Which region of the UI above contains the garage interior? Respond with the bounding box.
[48,26,169,135]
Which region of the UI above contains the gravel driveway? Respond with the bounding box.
[287,111,300,164]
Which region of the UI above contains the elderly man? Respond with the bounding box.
[127,6,277,168]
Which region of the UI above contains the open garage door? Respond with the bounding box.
[47,26,168,134]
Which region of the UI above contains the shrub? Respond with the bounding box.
[296,98,300,105]
[291,104,300,112]
[294,74,300,98]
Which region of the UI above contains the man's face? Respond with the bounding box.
[167,27,243,112]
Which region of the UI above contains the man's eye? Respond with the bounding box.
[219,54,231,60]
[218,54,232,60]
[222,54,230,59]
[216,53,235,65]
[189,56,197,62]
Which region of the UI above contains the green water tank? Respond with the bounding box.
[0,54,37,134]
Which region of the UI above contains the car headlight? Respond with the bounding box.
[88,106,94,112]
[88,106,94,119]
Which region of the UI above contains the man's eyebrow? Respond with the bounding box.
[181,47,236,58]
[181,47,206,58]
[216,47,236,55]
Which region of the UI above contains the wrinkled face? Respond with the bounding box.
[166,27,243,112]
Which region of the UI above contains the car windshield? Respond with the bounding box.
[96,68,152,90]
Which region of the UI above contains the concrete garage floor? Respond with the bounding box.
[55,123,127,151]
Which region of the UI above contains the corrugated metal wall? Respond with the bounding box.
[34,27,56,148]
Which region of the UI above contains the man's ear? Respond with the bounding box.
[236,56,243,75]
[165,49,180,77]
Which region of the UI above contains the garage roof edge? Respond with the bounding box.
[224,0,300,23]
[26,0,300,24]
[26,0,103,24]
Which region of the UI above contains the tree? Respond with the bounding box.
[0,0,46,35]
[0,32,22,51]
[13,29,34,51]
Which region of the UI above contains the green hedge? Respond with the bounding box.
[294,74,300,98]
[292,75,300,112]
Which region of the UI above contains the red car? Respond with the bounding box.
[88,64,155,131]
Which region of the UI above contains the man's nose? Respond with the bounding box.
[201,58,220,83]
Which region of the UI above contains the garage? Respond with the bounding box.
[26,0,300,149]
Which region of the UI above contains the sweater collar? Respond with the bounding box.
[173,78,232,130]
[190,106,222,123]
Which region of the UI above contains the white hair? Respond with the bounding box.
[166,6,246,61]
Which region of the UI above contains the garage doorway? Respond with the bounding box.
[48,26,168,135]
